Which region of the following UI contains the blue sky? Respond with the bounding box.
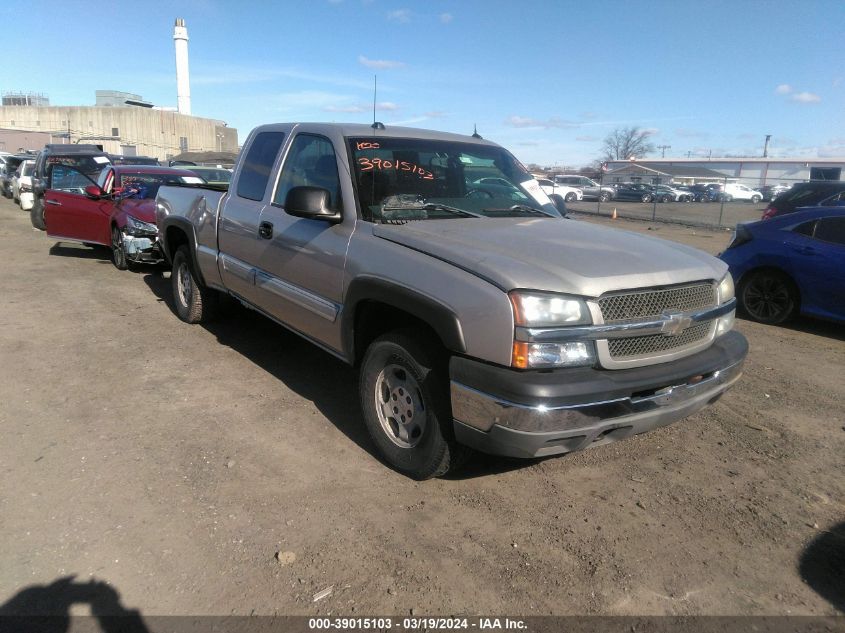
[3,0,844,167]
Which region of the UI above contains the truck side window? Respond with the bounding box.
[273,134,341,211]
[236,131,285,201]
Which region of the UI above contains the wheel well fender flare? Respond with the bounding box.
[161,217,204,284]
[341,277,467,361]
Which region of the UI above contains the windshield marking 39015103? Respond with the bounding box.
[349,136,561,223]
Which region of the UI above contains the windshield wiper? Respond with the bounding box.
[420,203,484,218]
[380,198,483,223]
[482,204,555,217]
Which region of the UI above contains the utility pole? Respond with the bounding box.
[657,144,671,158]
[763,134,771,158]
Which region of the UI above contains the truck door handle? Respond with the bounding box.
[45,199,62,206]
[258,221,273,239]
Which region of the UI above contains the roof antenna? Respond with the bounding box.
[371,74,385,130]
[471,124,482,139]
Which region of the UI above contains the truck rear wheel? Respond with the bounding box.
[172,245,216,323]
[359,330,467,480]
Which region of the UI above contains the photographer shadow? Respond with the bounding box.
[0,575,149,633]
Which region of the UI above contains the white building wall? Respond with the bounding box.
[606,159,845,186]
[0,106,237,160]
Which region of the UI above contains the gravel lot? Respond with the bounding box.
[0,196,843,618]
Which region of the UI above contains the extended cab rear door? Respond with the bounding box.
[218,130,287,303]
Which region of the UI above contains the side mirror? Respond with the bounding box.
[84,185,104,200]
[284,186,341,223]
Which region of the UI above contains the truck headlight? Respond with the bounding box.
[509,291,591,327]
[509,291,594,368]
[716,273,735,337]
[717,273,734,304]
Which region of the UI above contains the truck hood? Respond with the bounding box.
[118,199,157,224]
[372,217,727,297]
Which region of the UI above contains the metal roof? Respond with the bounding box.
[607,163,727,178]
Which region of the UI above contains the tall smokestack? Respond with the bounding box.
[173,18,191,115]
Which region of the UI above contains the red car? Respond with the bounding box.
[44,164,204,269]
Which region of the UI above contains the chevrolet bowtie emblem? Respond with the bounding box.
[660,310,693,336]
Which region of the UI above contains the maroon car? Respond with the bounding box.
[44,164,204,269]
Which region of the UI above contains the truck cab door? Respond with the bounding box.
[252,132,353,351]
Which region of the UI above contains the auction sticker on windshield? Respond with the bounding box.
[522,179,553,206]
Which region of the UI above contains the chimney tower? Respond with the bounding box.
[173,18,191,115]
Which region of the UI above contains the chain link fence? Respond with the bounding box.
[563,174,832,229]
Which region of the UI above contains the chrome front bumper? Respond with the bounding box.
[449,331,747,458]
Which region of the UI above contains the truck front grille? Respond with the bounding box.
[598,282,716,322]
[608,320,713,360]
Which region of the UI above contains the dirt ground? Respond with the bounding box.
[0,196,843,619]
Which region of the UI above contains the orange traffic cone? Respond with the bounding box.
[611,208,618,220]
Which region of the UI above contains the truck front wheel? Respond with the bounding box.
[172,245,216,323]
[359,331,467,480]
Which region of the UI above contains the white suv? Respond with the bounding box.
[721,183,763,203]
[536,178,583,202]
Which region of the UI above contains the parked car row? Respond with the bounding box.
[13,143,231,268]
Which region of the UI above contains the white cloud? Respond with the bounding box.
[791,91,821,103]
[775,84,792,95]
[675,128,709,139]
[357,55,406,70]
[505,115,576,129]
[440,12,453,23]
[324,101,399,113]
[266,91,352,111]
[575,135,598,142]
[387,8,411,22]
[424,110,447,118]
[324,105,366,113]
[642,127,659,136]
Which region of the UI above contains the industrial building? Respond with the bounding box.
[0,100,237,160]
[0,19,238,161]
[604,158,845,187]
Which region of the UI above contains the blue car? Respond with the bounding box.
[719,207,845,324]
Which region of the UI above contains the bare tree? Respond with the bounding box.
[601,127,656,161]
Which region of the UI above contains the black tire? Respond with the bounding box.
[359,330,469,480]
[751,195,761,204]
[30,199,45,230]
[171,245,217,323]
[738,270,799,325]
[641,194,652,203]
[111,225,128,271]
[599,191,612,202]
[564,192,577,202]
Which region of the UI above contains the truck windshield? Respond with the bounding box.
[348,137,559,222]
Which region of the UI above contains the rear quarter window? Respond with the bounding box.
[236,131,285,201]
